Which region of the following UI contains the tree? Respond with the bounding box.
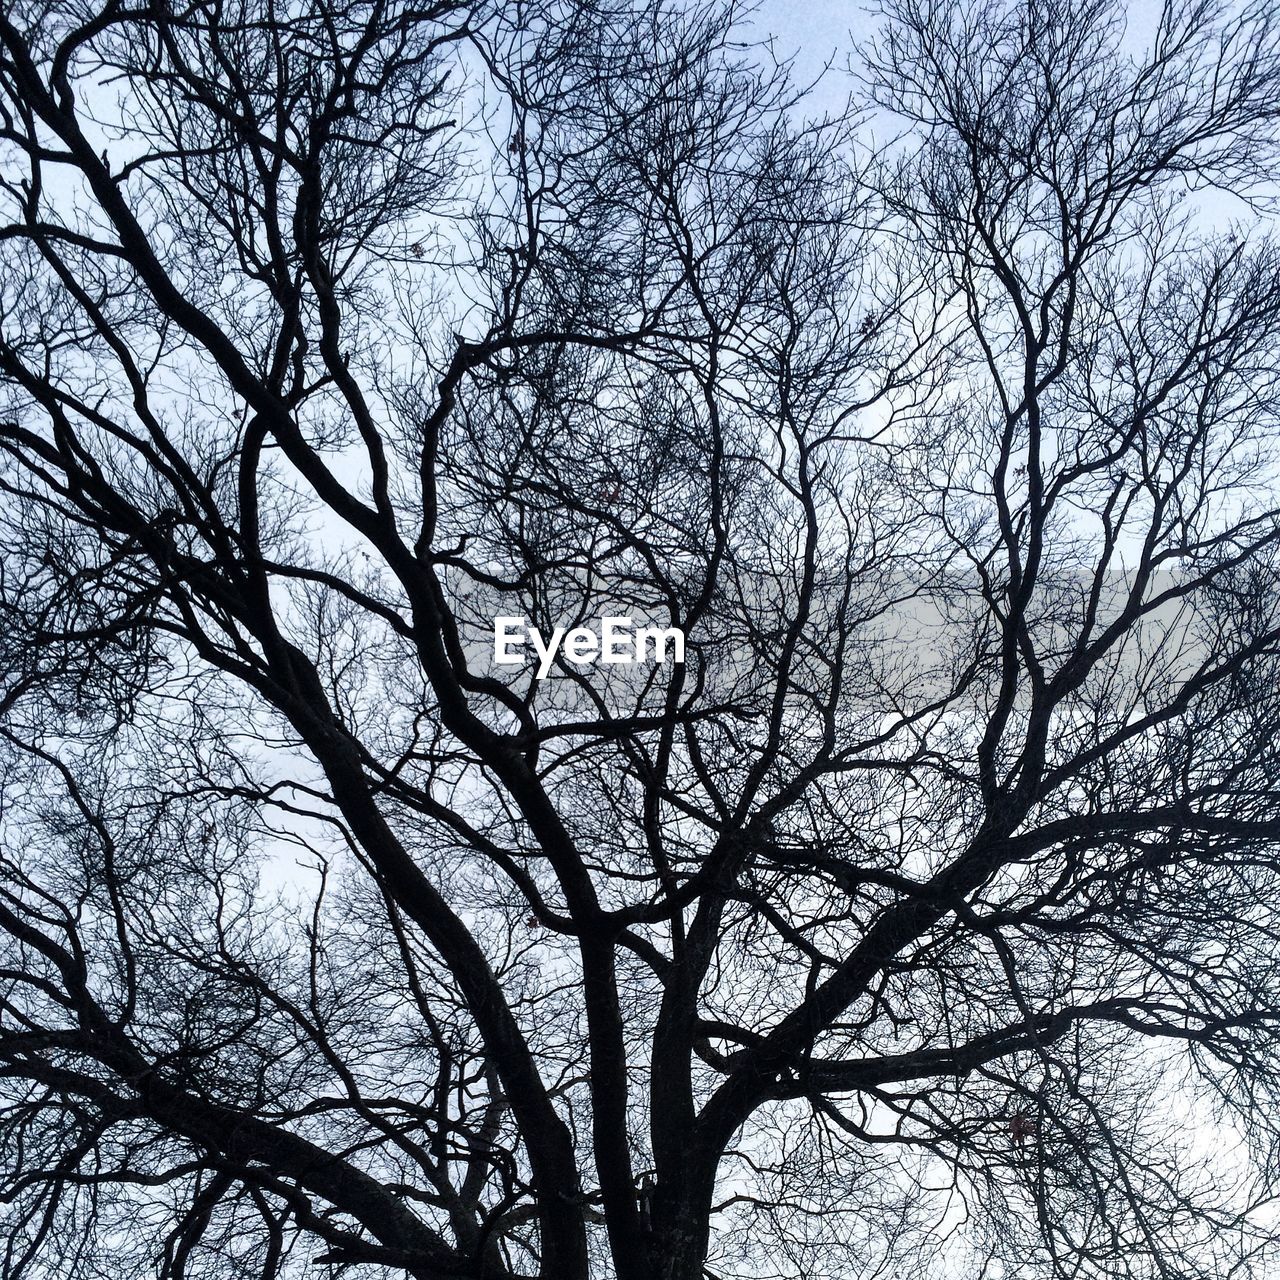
[3,0,1280,1275]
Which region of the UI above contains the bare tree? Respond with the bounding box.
[3,0,1280,1277]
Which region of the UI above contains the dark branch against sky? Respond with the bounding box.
[2,2,1280,1279]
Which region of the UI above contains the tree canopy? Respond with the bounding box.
[4,0,1280,1277]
